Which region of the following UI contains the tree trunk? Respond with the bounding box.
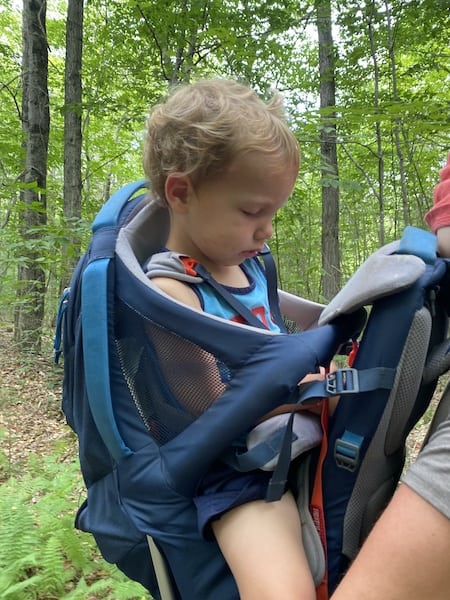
[62,0,84,283]
[15,0,49,351]
[367,0,385,246]
[315,0,340,301]
[385,0,409,227]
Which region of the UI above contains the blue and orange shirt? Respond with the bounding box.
[144,251,281,333]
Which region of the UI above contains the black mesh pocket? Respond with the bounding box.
[115,304,231,445]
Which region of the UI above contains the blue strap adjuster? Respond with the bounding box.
[53,287,70,364]
[334,430,364,471]
[326,368,359,395]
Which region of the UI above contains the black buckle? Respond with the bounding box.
[326,368,359,395]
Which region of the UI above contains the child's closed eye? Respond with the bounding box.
[241,207,262,216]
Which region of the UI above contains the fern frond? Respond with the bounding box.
[0,448,151,599]
[0,573,41,599]
[0,482,37,572]
[38,534,71,596]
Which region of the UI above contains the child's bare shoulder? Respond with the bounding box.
[151,276,201,309]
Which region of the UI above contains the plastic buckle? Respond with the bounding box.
[334,431,364,472]
[326,368,359,395]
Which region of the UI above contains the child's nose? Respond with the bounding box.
[256,220,273,241]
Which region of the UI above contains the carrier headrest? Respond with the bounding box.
[120,199,170,266]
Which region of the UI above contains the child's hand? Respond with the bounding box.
[300,360,338,384]
[257,363,339,423]
[299,362,339,415]
[301,365,327,384]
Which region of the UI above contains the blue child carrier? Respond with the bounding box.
[54,181,450,599]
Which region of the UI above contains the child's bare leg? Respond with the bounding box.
[212,490,315,600]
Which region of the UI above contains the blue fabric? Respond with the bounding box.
[397,225,437,265]
[67,181,447,599]
[194,462,272,539]
[197,258,281,332]
[322,257,449,593]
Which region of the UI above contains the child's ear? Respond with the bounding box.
[165,174,191,212]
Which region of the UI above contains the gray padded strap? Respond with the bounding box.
[423,338,450,383]
[293,456,326,586]
[319,241,426,326]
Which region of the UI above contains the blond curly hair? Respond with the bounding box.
[143,79,299,205]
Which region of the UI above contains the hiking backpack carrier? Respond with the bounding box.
[55,181,450,599]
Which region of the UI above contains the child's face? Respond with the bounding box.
[177,152,296,269]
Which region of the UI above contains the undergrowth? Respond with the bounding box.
[0,444,150,599]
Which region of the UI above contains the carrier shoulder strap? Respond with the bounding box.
[202,243,285,331]
[194,263,268,329]
[311,225,440,600]
[194,256,285,332]
[258,244,286,332]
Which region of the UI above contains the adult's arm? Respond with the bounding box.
[330,482,450,600]
[331,412,450,600]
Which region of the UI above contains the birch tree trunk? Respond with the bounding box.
[15,0,49,351]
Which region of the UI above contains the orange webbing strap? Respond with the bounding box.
[310,398,330,600]
[347,340,359,368]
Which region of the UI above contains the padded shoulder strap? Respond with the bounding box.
[319,227,436,326]
[258,244,286,332]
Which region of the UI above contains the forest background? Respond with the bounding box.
[2,0,450,351]
[0,0,449,598]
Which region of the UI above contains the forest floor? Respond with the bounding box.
[0,323,76,480]
[0,322,445,478]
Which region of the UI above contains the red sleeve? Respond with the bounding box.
[424,153,450,233]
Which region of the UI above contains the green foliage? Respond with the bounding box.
[0,450,150,599]
[1,0,449,323]
[0,428,10,485]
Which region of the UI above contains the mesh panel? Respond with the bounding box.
[283,318,301,334]
[115,309,230,445]
[146,323,229,416]
[384,308,431,453]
